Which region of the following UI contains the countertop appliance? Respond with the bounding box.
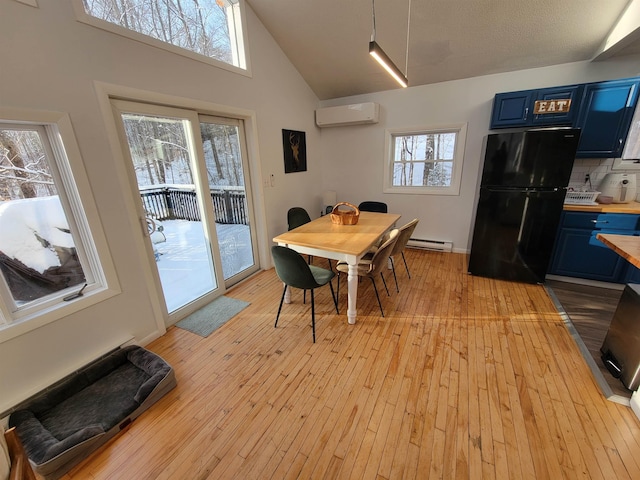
[468,128,581,283]
[601,283,640,391]
[597,173,637,203]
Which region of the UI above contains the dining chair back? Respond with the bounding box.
[358,201,388,213]
[336,229,398,317]
[287,207,333,275]
[389,218,419,292]
[271,245,338,342]
[287,207,312,230]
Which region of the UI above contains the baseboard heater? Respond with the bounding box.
[406,238,453,252]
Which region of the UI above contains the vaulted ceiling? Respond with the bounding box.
[246,0,640,100]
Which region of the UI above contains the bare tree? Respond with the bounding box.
[201,123,243,187]
[83,0,232,63]
[422,134,435,186]
[0,129,55,200]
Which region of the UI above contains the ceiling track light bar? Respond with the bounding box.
[369,40,408,88]
[369,0,409,88]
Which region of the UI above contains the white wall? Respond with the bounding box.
[0,0,322,413]
[318,57,640,252]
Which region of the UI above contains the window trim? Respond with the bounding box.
[0,107,119,344]
[383,123,467,195]
[71,0,251,77]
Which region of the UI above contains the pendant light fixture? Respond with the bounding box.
[369,0,410,88]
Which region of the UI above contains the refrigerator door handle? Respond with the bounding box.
[517,196,530,244]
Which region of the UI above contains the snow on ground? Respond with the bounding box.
[152,219,253,313]
[154,219,216,312]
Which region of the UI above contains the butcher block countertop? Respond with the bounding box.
[564,200,640,214]
[596,234,640,269]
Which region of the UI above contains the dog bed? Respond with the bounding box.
[8,345,176,479]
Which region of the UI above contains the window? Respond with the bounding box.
[73,0,248,72]
[0,109,117,340]
[383,124,467,195]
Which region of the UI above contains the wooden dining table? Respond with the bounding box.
[273,211,401,324]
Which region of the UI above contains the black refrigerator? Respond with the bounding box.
[468,128,581,284]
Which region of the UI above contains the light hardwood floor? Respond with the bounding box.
[62,249,640,479]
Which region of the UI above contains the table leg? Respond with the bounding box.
[347,263,358,324]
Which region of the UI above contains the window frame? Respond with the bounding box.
[0,107,119,343]
[71,0,251,77]
[383,123,467,195]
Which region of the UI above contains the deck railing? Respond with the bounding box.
[140,186,248,225]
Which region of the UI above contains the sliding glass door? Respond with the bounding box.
[112,101,258,318]
[199,115,257,283]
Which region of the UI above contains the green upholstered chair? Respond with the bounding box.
[335,229,398,317]
[287,207,312,230]
[271,245,339,342]
[287,206,332,272]
[358,201,388,213]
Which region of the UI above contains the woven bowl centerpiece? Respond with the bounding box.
[330,202,360,225]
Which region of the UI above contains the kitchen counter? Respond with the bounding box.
[596,234,640,269]
[564,201,640,214]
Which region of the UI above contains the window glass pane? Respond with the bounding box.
[199,120,255,280]
[392,161,452,187]
[120,113,217,313]
[0,128,85,306]
[82,0,241,67]
[392,132,457,187]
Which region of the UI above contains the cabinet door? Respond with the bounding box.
[490,90,535,129]
[549,227,626,282]
[622,262,640,284]
[620,262,640,283]
[531,85,583,126]
[621,231,640,284]
[575,79,640,158]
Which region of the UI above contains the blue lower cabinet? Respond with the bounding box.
[623,264,640,284]
[550,227,627,282]
[621,233,640,284]
[549,212,640,283]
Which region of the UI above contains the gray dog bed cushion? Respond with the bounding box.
[8,345,176,480]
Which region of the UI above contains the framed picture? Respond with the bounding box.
[282,129,307,173]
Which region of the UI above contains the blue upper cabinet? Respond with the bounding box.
[490,85,583,129]
[531,85,584,126]
[575,78,640,158]
[490,90,535,128]
[489,78,640,157]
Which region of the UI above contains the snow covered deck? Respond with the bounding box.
[154,220,253,312]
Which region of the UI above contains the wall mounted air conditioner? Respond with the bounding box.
[406,238,453,252]
[315,102,380,127]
